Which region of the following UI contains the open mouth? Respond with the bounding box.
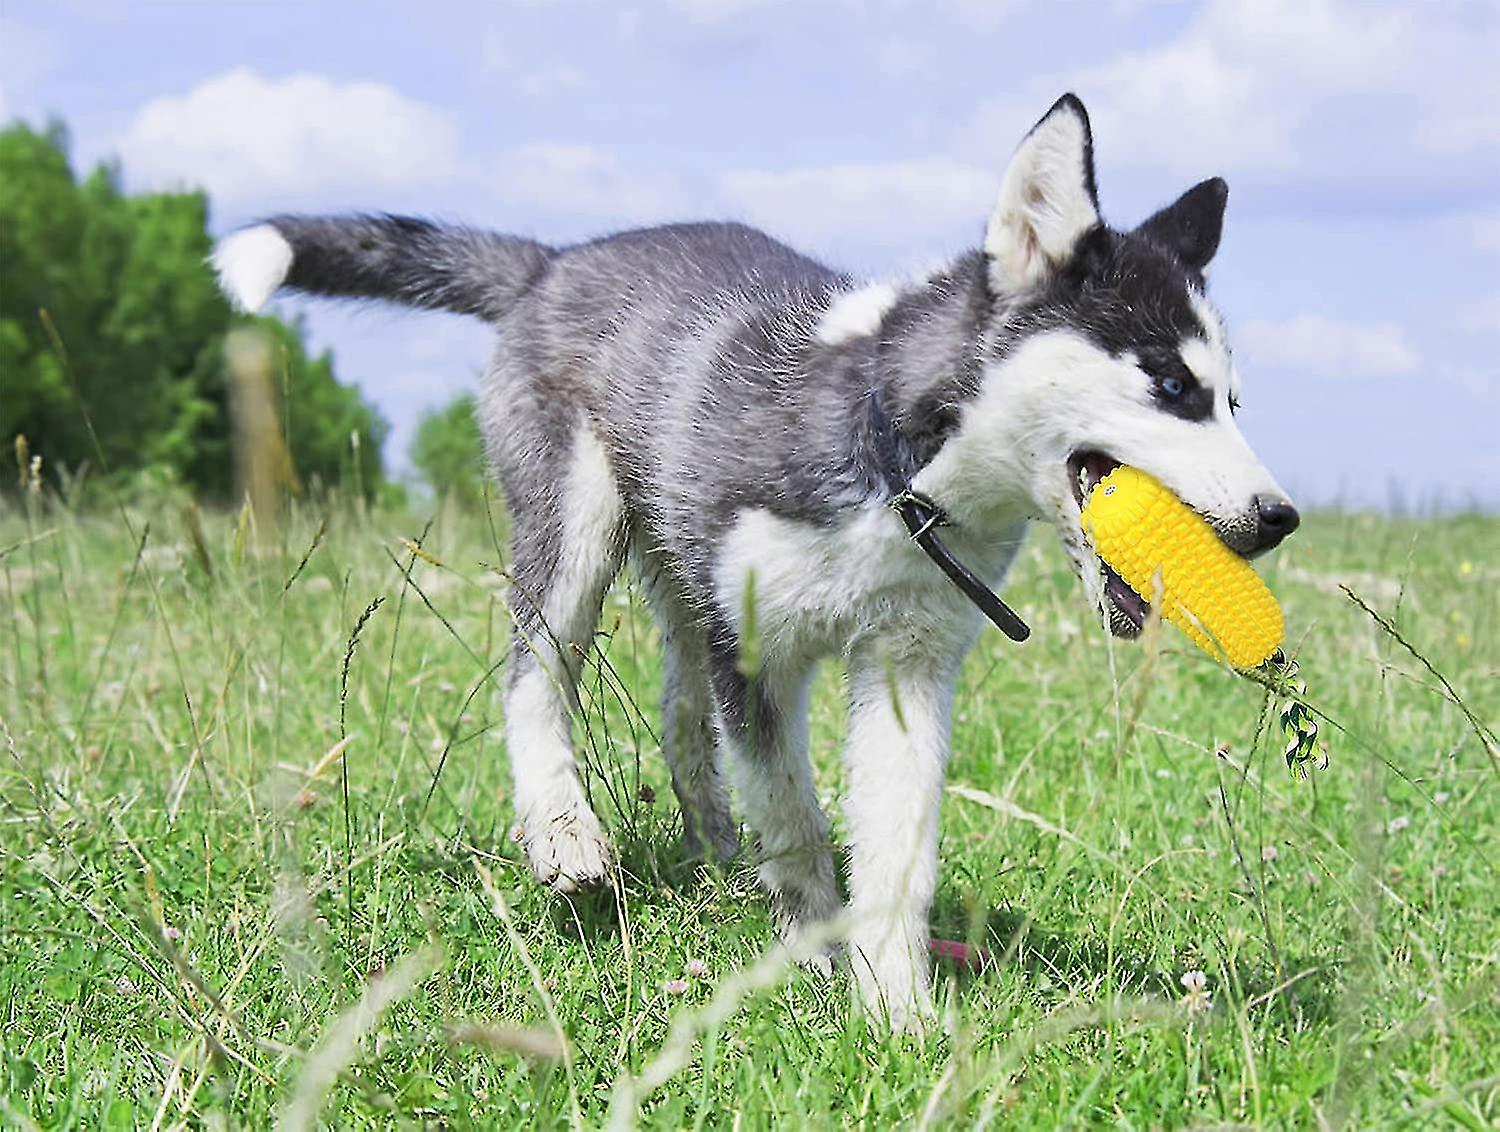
[1067,449,1149,637]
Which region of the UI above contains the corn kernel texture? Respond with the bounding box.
[1080,466,1284,669]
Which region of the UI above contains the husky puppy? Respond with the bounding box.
[215,95,1298,1030]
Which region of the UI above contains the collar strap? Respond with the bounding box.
[865,384,1029,642]
[889,489,1031,642]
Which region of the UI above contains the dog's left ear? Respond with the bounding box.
[984,93,1101,294]
[1135,178,1228,273]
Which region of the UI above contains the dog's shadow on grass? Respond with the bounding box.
[517,829,1336,1027]
[546,843,1337,1025]
[931,901,1337,1025]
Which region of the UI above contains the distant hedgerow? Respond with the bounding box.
[0,118,388,503]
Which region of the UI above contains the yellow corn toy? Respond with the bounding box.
[1080,465,1284,670]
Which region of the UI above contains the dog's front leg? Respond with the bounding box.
[842,633,960,1032]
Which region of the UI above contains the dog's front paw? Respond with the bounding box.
[519,806,614,892]
[867,990,938,1036]
[855,967,937,1035]
[850,937,936,1035]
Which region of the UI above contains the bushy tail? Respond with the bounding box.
[212,213,554,321]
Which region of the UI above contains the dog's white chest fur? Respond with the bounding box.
[713,504,1027,661]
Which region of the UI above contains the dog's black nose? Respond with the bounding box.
[1253,496,1300,553]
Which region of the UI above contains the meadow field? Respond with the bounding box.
[1,491,1495,1128]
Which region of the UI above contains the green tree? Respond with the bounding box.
[0,120,387,501]
[410,392,487,506]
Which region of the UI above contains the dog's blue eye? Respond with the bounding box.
[1160,375,1185,398]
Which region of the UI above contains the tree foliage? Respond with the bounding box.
[410,392,488,507]
[0,120,387,501]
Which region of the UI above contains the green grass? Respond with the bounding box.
[2,491,1495,1128]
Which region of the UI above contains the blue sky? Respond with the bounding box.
[3,0,1497,509]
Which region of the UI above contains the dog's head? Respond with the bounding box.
[929,94,1298,637]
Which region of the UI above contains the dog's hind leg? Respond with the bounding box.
[502,423,626,892]
[710,646,840,968]
[644,580,739,864]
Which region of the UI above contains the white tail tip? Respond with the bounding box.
[212,224,293,313]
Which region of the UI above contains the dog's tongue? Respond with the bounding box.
[929,938,991,971]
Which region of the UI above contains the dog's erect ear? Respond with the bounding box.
[984,93,1101,294]
[1135,178,1228,272]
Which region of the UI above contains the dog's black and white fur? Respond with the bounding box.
[215,96,1298,1030]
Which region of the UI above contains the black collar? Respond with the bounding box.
[866,389,1031,643]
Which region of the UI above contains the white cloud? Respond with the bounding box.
[720,157,994,252]
[958,0,1499,193]
[1238,315,1420,379]
[118,68,460,207]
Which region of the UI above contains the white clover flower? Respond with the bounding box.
[1180,969,1212,1013]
